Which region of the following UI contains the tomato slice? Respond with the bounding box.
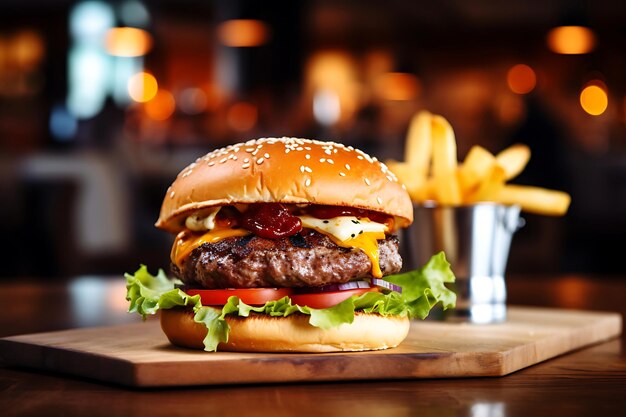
[290,288,377,309]
[186,288,294,306]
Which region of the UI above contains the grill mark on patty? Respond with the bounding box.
[235,234,255,247]
[289,233,310,248]
[172,229,402,288]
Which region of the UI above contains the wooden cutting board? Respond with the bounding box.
[0,306,621,387]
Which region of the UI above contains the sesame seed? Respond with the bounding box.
[401,184,407,190]
[325,150,332,155]
[257,158,264,164]
[219,158,227,163]
[305,154,311,159]
[305,178,311,187]
[386,175,393,182]
[208,162,215,166]
[232,156,238,160]
[345,164,350,170]
[320,158,326,163]
[170,191,175,198]
[285,149,290,154]
[252,150,259,156]
[304,146,311,150]
[246,148,254,152]
[339,172,346,177]
[300,165,305,173]
[357,155,364,160]
[377,196,383,204]
[304,166,312,173]
[364,178,371,186]
[264,153,270,159]
[244,158,250,163]
[327,159,334,164]
[242,163,250,169]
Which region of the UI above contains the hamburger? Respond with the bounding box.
[126,137,455,352]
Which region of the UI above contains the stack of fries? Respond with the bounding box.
[386,111,571,216]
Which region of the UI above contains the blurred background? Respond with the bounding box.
[1,0,626,279]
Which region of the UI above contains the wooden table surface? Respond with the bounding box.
[1,274,625,416]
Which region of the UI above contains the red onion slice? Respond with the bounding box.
[293,281,371,293]
[369,278,402,293]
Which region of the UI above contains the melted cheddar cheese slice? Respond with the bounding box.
[171,228,250,267]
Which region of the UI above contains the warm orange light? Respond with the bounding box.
[498,95,526,125]
[128,72,158,102]
[227,102,258,131]
[217,20,269,47]
[105,27,153,57]
[374,72,421,101]
[507,64,536,94]
[547,26,596,54]
[306,51,358,125]
[555,277,593,309]
[580,84,608,116]
[11,30,45,70]
[145,90,176,121]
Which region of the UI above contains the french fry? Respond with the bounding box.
[458,145,497,196]
[392,109,569,216]
[385,160,428,202]
[431,115,462,205]
[496,144,531,181]
[492,185,571,216]
[405,111,432,182]
[466,165,507,203]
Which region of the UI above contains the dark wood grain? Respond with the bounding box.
[1,274,625,416]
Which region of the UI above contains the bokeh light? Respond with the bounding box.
[227,102,258,131]
[49,104,78,141]
[374,72,421,101]
[10,30,45,70]
[306,51,358,125]
[69,1,115,44]
[217,20,269,47]
[145,90,175,121]
[105,27,152,57]
[507,64,536,94]
[119,0,150,28]
[580,84,608,116]
[127,71,158,102]
[313,89,340,126]
[547,26,596,55]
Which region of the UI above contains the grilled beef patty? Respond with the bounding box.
[172,229,402,288]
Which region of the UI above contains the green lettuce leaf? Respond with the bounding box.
[125,252,456,351]
[194,307,230,352]
[385,251,456,319]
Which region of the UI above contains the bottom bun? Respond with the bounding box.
[160,308,410,353]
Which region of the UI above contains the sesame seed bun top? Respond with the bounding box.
[156,137,413,233]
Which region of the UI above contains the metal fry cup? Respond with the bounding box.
[403,202,522,324]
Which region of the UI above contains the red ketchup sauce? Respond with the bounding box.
[239,203,302,239]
